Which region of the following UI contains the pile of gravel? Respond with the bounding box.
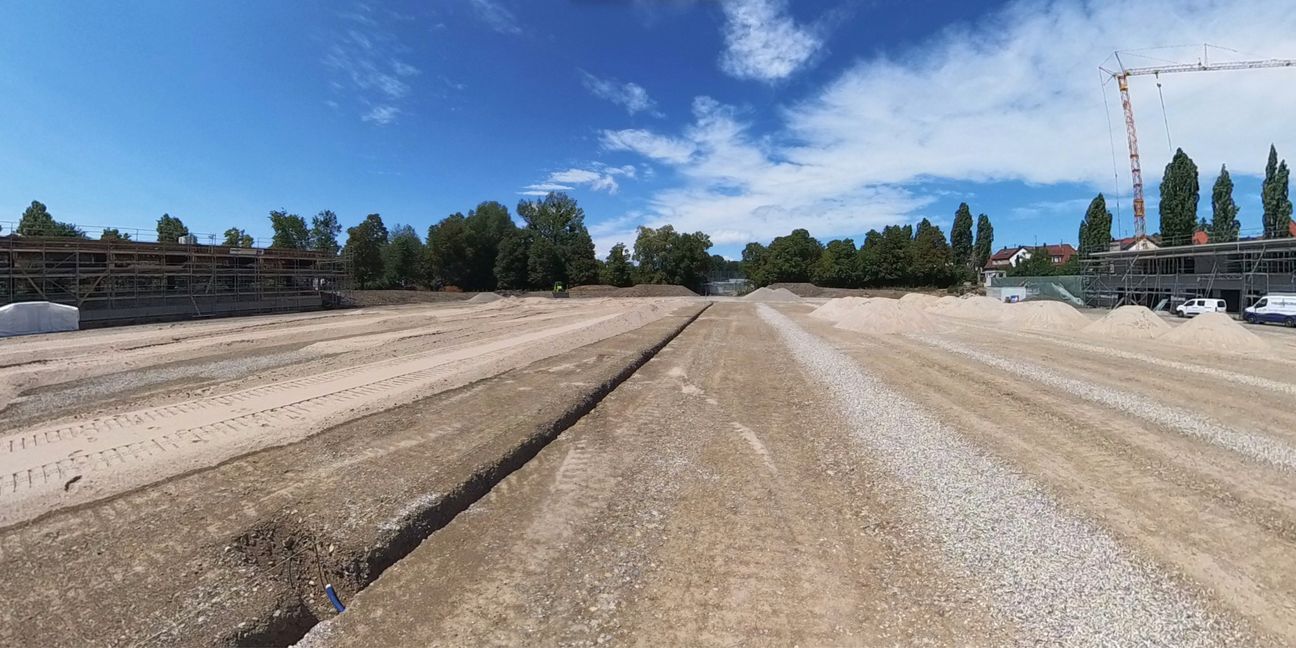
[1158,312,1268,353]
[1083,306,1169,339]
[742,287,801,302]
[467,292,504,304]
[999,301,1090,332]
[833,299,942,335]
[757,304,1241,646]
[809,297,872,322]
[898,293,941,308]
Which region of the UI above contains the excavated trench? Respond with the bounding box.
[227,303,710,647]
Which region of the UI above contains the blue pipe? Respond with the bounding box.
[325,584,346,613]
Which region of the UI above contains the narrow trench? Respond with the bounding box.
[231,303,711,647]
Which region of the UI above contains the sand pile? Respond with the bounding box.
[467,292,503,303]
[1082,306,1170,339]
[1158,312,1269,352]
[933,296,1007,321]
[833,299,942,335]
[1000,301,1090,331]
[743,287,802,302]
[809,297,872,322]
[899,293,941,308]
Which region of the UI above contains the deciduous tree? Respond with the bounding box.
[222,227,253,247]
[425,213,472,288]
[156,213,189,243]
[910,218,953,285]
[632,225,713,289]
[1209,165,1240,243]
[1158,148,1199,246]
[269,210,311,249]
[602,243,633,287]
[812,238,860,287]
[384,224,424,288]
[310,210,342,255]
[344,214,388,289]
[100,228,131,241]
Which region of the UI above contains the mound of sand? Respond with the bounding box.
[1000,301,1090,331]
[1082,305,1170,339]
[467,292,503,303]
[744,287,802,302]
[809,297,873,322]
[930,295,1007,321]
[898,293,941,308]
[833,299,942,335]
[1158,312,1269,353]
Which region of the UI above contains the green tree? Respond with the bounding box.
[950,203,974,276]
[310,210,342,255]
[100,228,131,241]
[156,213,189,243]
[857,230,881,284]
[812,238,860,287]
[973,213,995,271]
[1009,245,1058,277]
[223,227,254,248]
[515,193,599,288]
[632,225,713,289]
[1262,145,1293,238]
[740,242,772,286]
[872,225,914,286]
[463,201,517,291]
[910,218,953,286]
[384,224,424,287]
[425,213,473,288]
[762,229,823,283]
[1158,148,1199,246]
[1209,165,1240,243]
[602,242,634,287]
[493,231,532,289]
[17,201,84,237]
[1078,194,1113,257]
[343,214,388,289]
[269,210,310,249]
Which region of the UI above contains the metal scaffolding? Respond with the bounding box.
[1081,238,1296,312]
[0,236,347,326]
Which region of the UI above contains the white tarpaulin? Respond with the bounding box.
[0,302,80,337]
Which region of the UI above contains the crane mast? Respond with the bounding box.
[1101,50,1296,240]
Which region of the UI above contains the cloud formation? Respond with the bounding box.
[718,0,822,82]
[599,0,1296,250]
[324,5,423,125]
[580,71,660,116]
[522,164,637,196]
[468,0,522,35]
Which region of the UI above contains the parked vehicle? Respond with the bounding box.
[1243,294,1296,327]
[1174,298,1226,318]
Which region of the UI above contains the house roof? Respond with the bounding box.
[1040,243,1077,263]
[988,246,1027,262]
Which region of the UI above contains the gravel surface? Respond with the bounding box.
[918,335,1296,472]
[758,304,1241,647]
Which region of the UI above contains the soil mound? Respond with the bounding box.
[744,287,802,302]
[1000,301,1090,331]
[767,282,825,297]
[1158,312,1269,353]
[342,290,472,307]
[1083,306,1170,339]
[932,295,1007,321]
[568,284,700,298]
[899,293,941,308]
[809,297,873,322]
[833,299,941,335]
[467,292,503,303]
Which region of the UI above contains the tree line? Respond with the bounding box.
[344,193,722,291]
[741,206,996,288]
[1153,144,1291,246]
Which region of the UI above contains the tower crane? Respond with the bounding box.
[1100,46,1296,240]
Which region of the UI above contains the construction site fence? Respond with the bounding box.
[988,275,1086,306]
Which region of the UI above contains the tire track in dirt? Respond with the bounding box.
[0,307,669,526]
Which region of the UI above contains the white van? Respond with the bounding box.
[1243,294,1296,327]
[1174,298,1226,317]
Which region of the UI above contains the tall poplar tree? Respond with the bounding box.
[973,213,994,271]
[1209,165,1240,243]
[1158,148,1199,246]
[950,203,974,275]
[1078,194,1113,257]
[1262,145,1293,238]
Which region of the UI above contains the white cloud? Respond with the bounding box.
[602,0,1296,246]
[580,71,660,116]
[523,164,639,196]
[718,0,822,82]
[361,105,400,125]
[324,4,424,125]
[600,129,696,164]
[469,0,521,35]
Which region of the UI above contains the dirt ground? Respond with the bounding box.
[2,296,1295,646]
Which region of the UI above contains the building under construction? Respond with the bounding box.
[0,236,347,326]
[1082,237,1296,312]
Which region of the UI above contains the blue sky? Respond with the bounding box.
[2,0,1294,257]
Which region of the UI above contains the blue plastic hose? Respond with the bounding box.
[325,584,346,613]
